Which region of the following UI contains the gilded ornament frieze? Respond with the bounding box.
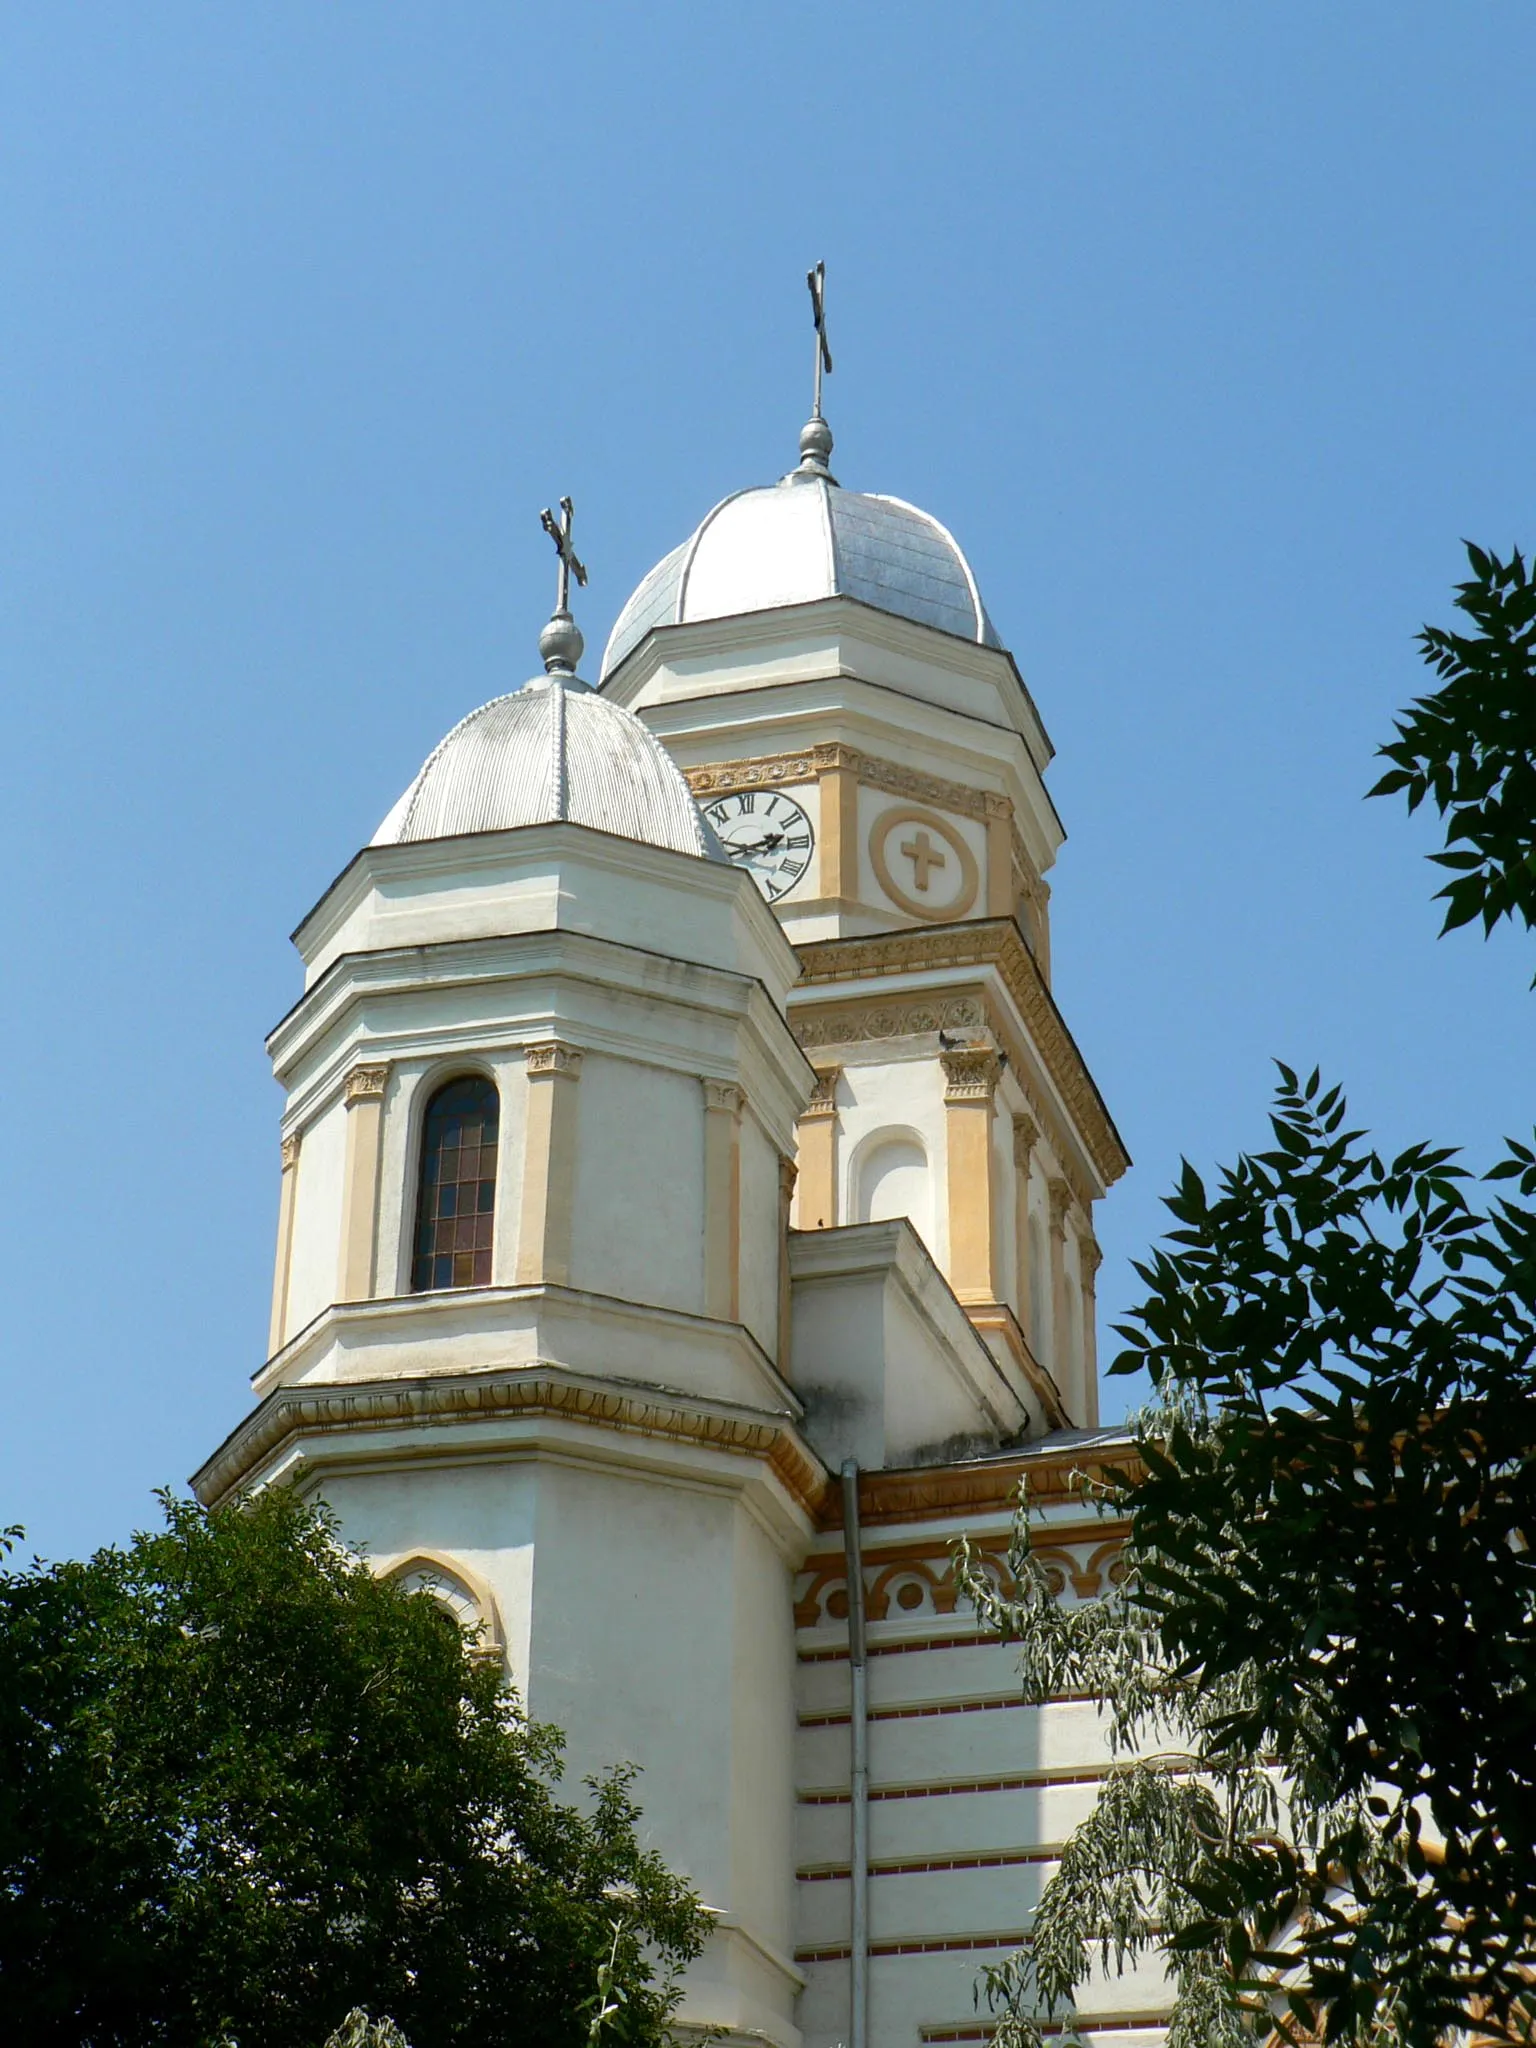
[792,1526,1131,1630]
[793,995,987,1049]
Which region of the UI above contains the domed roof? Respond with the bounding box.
[600,444,1002,681]
[373,671,723,861]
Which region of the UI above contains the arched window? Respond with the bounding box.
[412,1075,499,1292]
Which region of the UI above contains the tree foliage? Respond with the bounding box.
[960,546,1536,2048]
[1372,542,1536,947]
[0,1488,706,2048]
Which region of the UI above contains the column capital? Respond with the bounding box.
[280,1131,301,1171]
[803,1064,842,1118]
[941,1047,1001,1103]
[1047,1175,1073,1236]
[1080,1235,1104,1285]
[779,1155,799,1202]
[344,1061,391,1105]
[1012,1112,1039,1169]
[525,1041,584,1079]
[702,1078,744,1116]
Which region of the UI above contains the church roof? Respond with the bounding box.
[600,455,1003,681]
[372,672,724,861]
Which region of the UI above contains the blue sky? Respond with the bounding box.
[3,5,1532,1561]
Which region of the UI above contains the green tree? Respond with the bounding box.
[0,1488,706,2048]
[959,545,1536,2048]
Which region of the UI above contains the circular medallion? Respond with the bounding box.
[868,805,979,921]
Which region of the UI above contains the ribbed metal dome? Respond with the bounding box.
[373,677,723,860]
[600,474,1002,680]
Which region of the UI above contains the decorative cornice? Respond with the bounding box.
[280,1132,301,1171]
[821,1439,1142,1530]
[792,919,1129,1193]
[343,1062,391,1104]
[525,1041,584,1079]
[194,1367,831,1526]
[941,1047,1001,1103]
[685,750,818,800]
[684,741,1020,827]
[795,995,986,1051]
[701,1078,744,1115]
[801,1063,842,1118]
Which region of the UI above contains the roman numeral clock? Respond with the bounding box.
[700,787,815,903]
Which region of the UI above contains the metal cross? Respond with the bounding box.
[807,261,833,420]
[539,496,588,615]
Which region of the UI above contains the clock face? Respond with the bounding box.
[701,788,815,903]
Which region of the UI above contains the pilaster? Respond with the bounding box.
[702,1079,744,1321]
[942,1048,1002,1303]
[515,1042,584,1287]
[1047,1174,1072,1395]
[814,749,861,908]
[777,1154,797,1374]
[269,1131,301,1354]
[984,791,1015,918]
[337,1063,390,1303]
[1011,1112,1038,1344]
[1079,1232,1103,1427]
[795,1065,841,1230]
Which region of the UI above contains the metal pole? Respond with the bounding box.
[841,1458,870,2048]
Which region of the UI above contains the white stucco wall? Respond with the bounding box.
[569,1053,705,1315]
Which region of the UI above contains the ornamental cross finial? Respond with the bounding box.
[535,495,588,680]
[807,260,833,420]
[539,495,588,618]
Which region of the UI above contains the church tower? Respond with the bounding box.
[199,293,1151,2048]
[601,378,1126,1435]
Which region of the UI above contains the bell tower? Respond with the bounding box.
[599,337,1126,1432]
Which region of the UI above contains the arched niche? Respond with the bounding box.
[381,1550,503,1662]
[852,1129,932,1243]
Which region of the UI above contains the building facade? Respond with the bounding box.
[196,403,1167,2046]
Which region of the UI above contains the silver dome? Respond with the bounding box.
[600,475,1003,680]
[373,677,723,861]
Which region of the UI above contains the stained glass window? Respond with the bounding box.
[411,1075,499,1293]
